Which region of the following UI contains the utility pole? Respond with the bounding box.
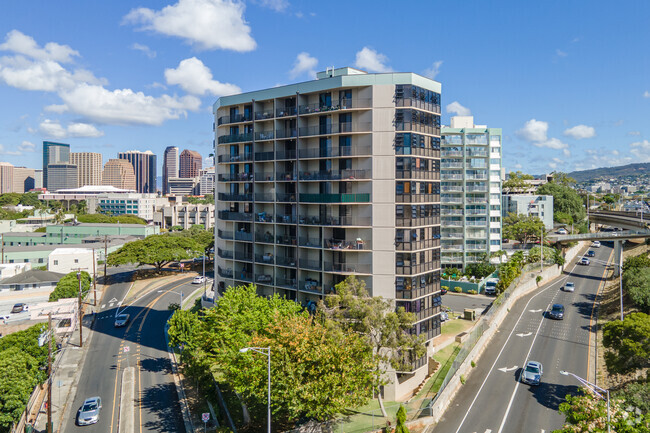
[1,233,3,264]
[47,312,53,433]
[77,271,83,348]
[103,235,108,280]
[92,249,97,306]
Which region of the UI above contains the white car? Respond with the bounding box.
[563,282,575,292]
[592,241,601,248]
[556,228,568,235]
[192,276,206,284]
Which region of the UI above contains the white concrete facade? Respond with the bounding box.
[48,248,95,274]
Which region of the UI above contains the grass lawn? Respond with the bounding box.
[414,343,460,401]
[441,318,472,336]
[334,400,404,433]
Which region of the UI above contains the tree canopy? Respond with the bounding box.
[49,271,91,302]
[502,171,534,193]
[502,213,545,245]
[107,234,202,270]
[602,312,650,374]
[76,213,147,224]
[537,182,586,223]
[623,267,650,313]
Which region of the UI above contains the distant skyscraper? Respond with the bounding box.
[46,163,78,191]
[179,149,202,178]
[118,150,157,193]
[71,152,103,187]
[199,167,215,195]
[163,146,179,195]
[42,141,70,189]
[34,169,43,189]
[0,162,14,193]
[102,159,137,190]
[13,167,36,193]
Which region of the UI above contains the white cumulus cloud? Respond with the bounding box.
[0,30,79,63]
[563,124,596,139]
[423,61,443,79]
[165,57,240,96]
[131,43,156,58]
[534,137,568,150]
[630,140,650,162]
[124,0,256,52]
[516,119,548,142]
[253,0,289,11]
[39,119,105,138]
[289,52,317,79]
[446,101,471,116]
[354,47,392,73]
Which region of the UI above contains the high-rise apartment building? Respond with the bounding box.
[34,169,43,189]
[440,116,502,268]
[163,146,179,195]
[46,163,78,191]
[70,152,103,187]
[179,149,202,178]
[118,150,157,194]
[102,159,136,190]
[42,141,70,189]
[0,162,14,193]
[13,167,36,193]
[214,67,442,399]
[199,167,215,195]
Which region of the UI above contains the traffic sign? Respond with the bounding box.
[180,263,185,268]
[123,346,130,353]
[201,413,210,422]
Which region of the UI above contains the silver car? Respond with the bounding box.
[563,282,575,292]
[77,397,101,426]
[521,361,543,385]
[114,314,130,328]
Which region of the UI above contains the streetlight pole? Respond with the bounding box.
[157,289,183,309]
[77,271,83,348]
[239,347,271,433]
[540,227,544,273]
[47,312,53,433]
[560,370,610,433]
[202,254,206,296]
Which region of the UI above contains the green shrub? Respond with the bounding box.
[49,271,91,302]
[467,290,477,295]
[460,374,466,385]
[471,360,476,368]
[441,286,449,292]
[453,286,462,293]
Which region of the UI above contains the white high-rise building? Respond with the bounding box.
[163,146,179,195]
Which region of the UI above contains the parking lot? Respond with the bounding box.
[441,292,494,315]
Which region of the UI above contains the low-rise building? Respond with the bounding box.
[156,203,215,230]
[1,238,129,266]
[48,248,96,274]
[0,269,65,292]
[502,194,554,230]
[87,193,168,222]
[44,223,159,244]
[0,263,31,280]
[168,177,200,195]
[39,185,136,208]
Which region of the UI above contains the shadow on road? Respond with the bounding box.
[138,382,184,432]
[139,355,173,375]
[526,382,581,411]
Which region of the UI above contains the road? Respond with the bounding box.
[63,270,199,433]
[433,242,612,433]
[442,293,493,315]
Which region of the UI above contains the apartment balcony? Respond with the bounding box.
[395,194,440,204]
[298,122,371,137]
[466,186,488,193]
[217,229,233,240]
[218,211,253,222]
[441,186,463,193]
[234,231,253,242]
[234,251,253,262]
[300,280,322,294]
[218,193,252,202]
[444,233,464,239]
[298,98,371,115]
[441,163,463,169]
[217,248,233,259]
[276,235,297,246]
[466,245,488,251]
[276,277,297,290]
[465,220,487,227]
[254,151,275,161]
[395,238,440,251]
[235,272,253,283]
[255,172,274,182]
[276,214,297,224]
[299,215,372,226]
[396,170,440,180]
[298,169,370,181]
[324,238,370,250]
[465,197,488,204]
[299,258,322,271]
[218,266,234,279]
[254,193,274,202]
[255,254,275,265]
[396,261,441,275]
[255,110,274,121]
[441,209,463,216]
[276,193,297,202]
[218,173,253,182]
[395,98,441,114]
[298,145,372,159]
[441,197,463,204]
[218,133,253,145]
[299,237,322,248]
[255,232,274,244]
[442,220,463,228]
[325,262,371,274]
[276,171,296,181]
[255,212,274,223]
[466,209,487,216]
[396,216,441,227]
[276,128,297,139]
[441,151,463,157]
[299,193,370,203]
[276,106,297,117]
[217,153,253,163]
[276,149,297,160]
[467,151,488,157]
[255,130,274,141]
[276,256,297,267]
[441,174,463,181]
[396,284,441,300]
[466,175,488,181]
[217,113,252,126]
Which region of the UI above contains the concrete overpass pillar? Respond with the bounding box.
[614,240,623,277]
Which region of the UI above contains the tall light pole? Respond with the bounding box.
[77,271,83,347]
[560,370,610,433]
[202,254,206,296]
[239,347,271,433]
[540,226,544,272]
[47,312,53,433]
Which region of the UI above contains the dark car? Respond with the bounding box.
[440,287,447,295]
[587,250,596,257]
[548,304,565,320]
[11,303,26,313]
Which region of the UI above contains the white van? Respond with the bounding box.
[484,279,499,295]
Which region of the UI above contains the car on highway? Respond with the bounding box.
[10,303,26,313]
[77,396,102,426]
[548,304,565,320]
[592,241,601,248]
[556,228,568,235]
[579,257,590,266]
[587,250,596,257]
[114,314,130,327]
[192,276,206,284]
[563,282,575,292]
[521,361,543,385]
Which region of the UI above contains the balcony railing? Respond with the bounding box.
[218,193,252,202]
[218,133,253,144]
[234,231,253,241]
[276,235,297,246]
[276,129,297,139]
[254,193,274,202]
[254,151,274,161]
[255,110,274,121]
[276,107,297,117]
[441,198,463,204]
[298,122,371,137]
[218,267,233,278]
[255,212,274,223]
[441,163,463,169]
[217,229,233,240]
[255,254,275,265]
[300,281,322,294]
[324,238,370,250]
[299,258,322,271]
[234,250,253,261]
[235,272,253,282]
[299,169,369,181]
[441,151,463,157]
[299,215,372,226]
[441,174,463,181]
[255,130,274,141]
[324,262,371,274]
[298,98,371,115]
[299,237,322,248]
[276,193,297,202]
[255,232,275,243]
[276,214,297,224]
[255,172,274,182]
[217,114,252,125]
[276,149,297,160]
[395,194,440,204]
[441,186,463,192]
[396,170,440,180]
[217,248,233,259]
[396,216,441,227]
[299,193,370,203]
[298,146,372,159]
[276,277,297,289]
[276,172,296,181]
[218,153,252,163]
[276,256,297,267]
[218,211,252,222]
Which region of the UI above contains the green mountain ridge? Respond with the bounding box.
[568,163,650,183]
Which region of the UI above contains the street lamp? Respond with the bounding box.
[157,289,183,309]
[239,347,271,433]
[560,370,610,433]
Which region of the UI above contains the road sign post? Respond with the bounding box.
[201,412,210,432]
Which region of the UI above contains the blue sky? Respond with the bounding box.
[0,0,649,176]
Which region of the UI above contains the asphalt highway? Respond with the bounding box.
[433,242,613,433]
[63,271,197,433]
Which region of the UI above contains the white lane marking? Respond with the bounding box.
[453,259,582,433]
[109,303,114,308]
[497,366,518,373]
[516,332,532,337]
[529,309,543,313]
[109,297,118,303]
[101,304,105,309]
[497,301,551,433]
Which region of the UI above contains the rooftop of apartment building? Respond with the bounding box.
[214,66,441,109]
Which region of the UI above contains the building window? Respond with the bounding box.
[54,260,58,265]
[74,259,79,264]
[490,240,501,245]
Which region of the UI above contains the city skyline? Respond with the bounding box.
[0,1,649,175]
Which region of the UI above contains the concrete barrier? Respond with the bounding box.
[119,367,135,433]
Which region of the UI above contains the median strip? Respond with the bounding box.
[118,367,135,433]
